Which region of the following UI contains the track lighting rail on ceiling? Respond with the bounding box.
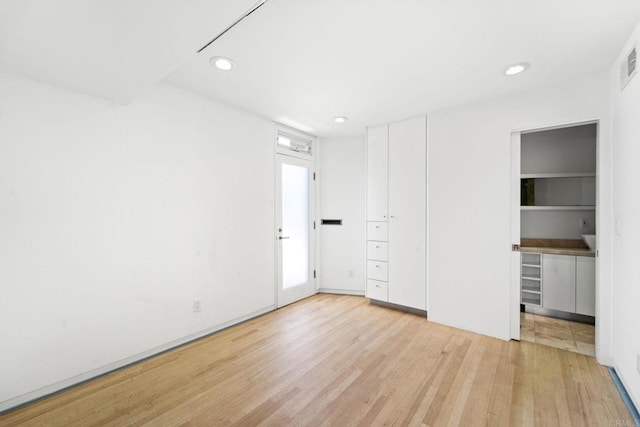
[197,0,271,53]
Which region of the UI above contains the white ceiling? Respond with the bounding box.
[0,0,257,103]
[166,0,640,137]
[2,1,640,137]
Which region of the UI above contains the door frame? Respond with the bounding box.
[509,119,599,342]
[509,131,521,340]
[274,124,318,308]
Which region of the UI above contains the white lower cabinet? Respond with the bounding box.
[542,254,576,313]
[576,256,596,316]
[523,253,595,316]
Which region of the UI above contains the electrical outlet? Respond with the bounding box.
[615,218,622,235]
[348,270,354,278]
[193,298,202,313]
[579,217,587,228]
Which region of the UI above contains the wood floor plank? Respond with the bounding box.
[0,294,633,426]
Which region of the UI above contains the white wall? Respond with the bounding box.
[427,73,612,357]
[521,210,596,239]
[0,72,276,410]
[317,137,366,294]
[520,125,597,174]
[609,21,640,409]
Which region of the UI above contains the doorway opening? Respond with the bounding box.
[511,122,597,356]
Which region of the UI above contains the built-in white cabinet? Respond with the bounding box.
[576,256,596,316]
[366,117,426,311]
[522,252,595,316]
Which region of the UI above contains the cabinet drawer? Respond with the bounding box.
[367,241,388,261]
[367,260,388,281]
[367,222,388,241]
[367,279,388,302]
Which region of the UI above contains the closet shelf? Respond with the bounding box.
[520,172,596,179]
[520,172,595,179]
[520,206,595,211]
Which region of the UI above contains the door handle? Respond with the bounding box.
[279,236,290,240]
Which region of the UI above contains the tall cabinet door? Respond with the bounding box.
[542,254,576,312]
[367,125,388,222]
[388,117,427,310]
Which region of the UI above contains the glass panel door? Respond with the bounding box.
[276,154,315,307]
[281,163,309,288]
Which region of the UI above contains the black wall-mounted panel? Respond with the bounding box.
[321,219,342,225]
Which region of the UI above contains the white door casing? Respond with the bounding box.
[510,132,521,340]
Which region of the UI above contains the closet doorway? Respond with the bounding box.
[510,122,597,356]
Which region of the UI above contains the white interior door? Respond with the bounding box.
[276,154,316,307]
[510,132,521,340]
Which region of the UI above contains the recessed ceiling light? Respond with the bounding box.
[504,62,530,76]
[334,116,348,123]
[210,56,234,71]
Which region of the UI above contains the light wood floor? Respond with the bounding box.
[520,312,596,357]
[0,294,631,426]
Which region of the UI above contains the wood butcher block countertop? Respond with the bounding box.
[520,238,595,257]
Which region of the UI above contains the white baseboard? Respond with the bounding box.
[0,304,275,414]
[317,288,365,296]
